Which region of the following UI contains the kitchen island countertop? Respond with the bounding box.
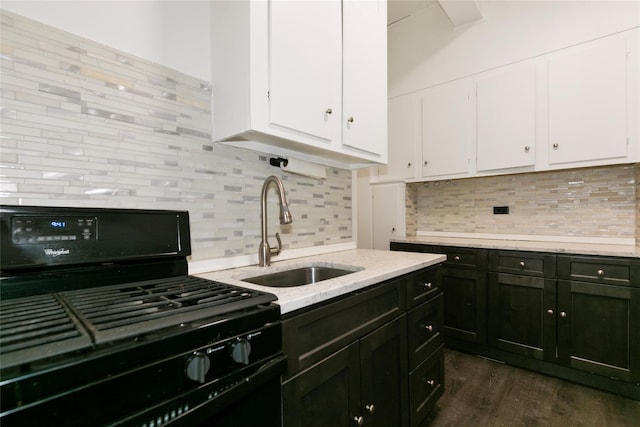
[196,249,445,315]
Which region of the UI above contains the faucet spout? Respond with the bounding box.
[259,175,292,267]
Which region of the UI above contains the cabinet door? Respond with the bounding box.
[421,80,473,178]
[477,64,536,171]
[548,37,628,165]
[488,273,556,362]
[442,267,487,344]
[557,280,639,383]
[269,0,342,143]
[371,183,406,250]
[343,0,387,159]
[282,342,361,427]
[360,316,409,427]
[378,95,419,181]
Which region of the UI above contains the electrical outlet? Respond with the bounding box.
[493,206,509,215]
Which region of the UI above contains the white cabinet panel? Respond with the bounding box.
[477,64,536,171]
[548,37,628,165]
[377,96,419,181]
[421,81,473,178]
[269,0,341,143]
[372,183,405,251]
[342,0,387,161]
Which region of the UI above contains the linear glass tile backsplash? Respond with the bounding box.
[408,164,638,241]
[0,11,352,261]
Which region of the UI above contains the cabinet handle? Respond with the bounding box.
[597,269,605,277]
[325,108,332,114]
[423,378,435,386]
[424,160,428,166]
[553,143,559,149]
[519,261,526,268]
[524,146,530,152]
[347,117,354,123]
[365,404,375,415]
[424,324,433,332]
[408,162,412,168]
[560,311,567,318]
[547,309,554,315]
[354,416,364,426]
[424,282,433,289]
[392,227,396,232]
[454,256,460,261]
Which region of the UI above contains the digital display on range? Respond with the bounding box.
[11,216,97,244]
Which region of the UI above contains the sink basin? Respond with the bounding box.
[242,265,359,287]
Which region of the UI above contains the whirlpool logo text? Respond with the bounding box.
[44,248,70,257]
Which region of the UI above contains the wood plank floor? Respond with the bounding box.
[424,349,640,426]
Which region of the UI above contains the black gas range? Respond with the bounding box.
[0,205,285,426]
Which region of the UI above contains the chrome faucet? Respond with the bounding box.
[259,175,292,266]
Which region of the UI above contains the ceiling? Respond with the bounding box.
[387,0,437,25]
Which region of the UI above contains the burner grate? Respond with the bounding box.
[63,276,276,344]
[0,294,92,369]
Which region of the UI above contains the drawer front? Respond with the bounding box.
[407,266,442,309]
[407,294,444,370]
[435,246,488,270]
[488,250,556,278]
[390,242,434,253]
[283,277,407,377]
[409,345,444,427]
[558,255,640,286]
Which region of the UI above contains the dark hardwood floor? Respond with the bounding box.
[424,349,640,426]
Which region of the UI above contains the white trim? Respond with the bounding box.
[188,242,357,275]
[415,231,635,246]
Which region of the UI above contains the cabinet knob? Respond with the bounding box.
[354,416,364,426]
[547,309,554,315]
[424,282,432,289]
[560,311,567,318]
[347,117,354,123]
[519,261,526,268]
[392,227,396,232]
[365,404,375,415]
[325,108,332,114]
[424,324,433,332]
[424,160,428,166]
[408,162,412,167]
[597,269,605,277]
[423,378,435,386]
[553,143,559,149]
[454,255,460,261]
[524,146,530,152]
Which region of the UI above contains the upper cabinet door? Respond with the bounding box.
[377,95,419,181]
[477,64,536,172]
[548,37,629,165]
[269,0,342,144]
[421,80,473,178]
[342,0,387,161]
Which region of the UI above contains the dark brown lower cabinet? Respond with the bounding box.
[282,316,408,427]
[488,272,556,362]
[557,279,640,383]
[442,268,487,345]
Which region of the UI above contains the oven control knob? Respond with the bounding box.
[185,351,210,384]
[230,338,252,365]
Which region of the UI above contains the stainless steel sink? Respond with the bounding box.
[242,265,359,287]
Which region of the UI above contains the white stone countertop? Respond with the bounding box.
[391,236,639,258]
[196,249,446,315]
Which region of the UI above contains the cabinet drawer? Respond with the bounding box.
[407,266,442,309]
[282,277,407,377]
[558,255,640,286]
[489,250,556,278]
[390,242,434,253]
[435,246,488,270]
[407,294,443,370]
[409,345,444,427]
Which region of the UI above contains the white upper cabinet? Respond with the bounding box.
[421,80,474,179]
[476,64,536,172]
[211,0,387,169]
[376,95,419,182]
[547,36,630,165]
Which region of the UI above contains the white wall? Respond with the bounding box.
[1,0,211,81]
[388,0,640,98]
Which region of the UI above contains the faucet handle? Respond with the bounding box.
[271,232,282,256]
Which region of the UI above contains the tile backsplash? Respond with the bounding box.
[407,164,638,242]
[0,10,352,261]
